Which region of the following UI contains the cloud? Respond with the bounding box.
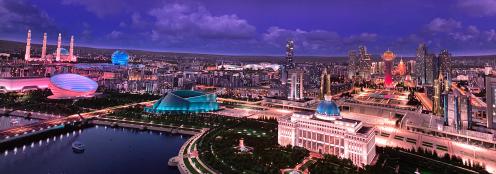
[457,0,496,16]
[426,18,461,32]
[148,3,256,41]
[262,27,378,54]
[106,30,123,39]
[0,0,57,34]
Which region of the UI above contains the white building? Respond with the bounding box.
[288,69,304,101]
[278,99,376,166]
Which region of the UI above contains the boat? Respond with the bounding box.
[72,141,85,153]
[10,118,20,125]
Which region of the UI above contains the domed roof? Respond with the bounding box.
[382,50,396,61]
[316,100,340,116]
[50,74,97,92]
[111,50,129,66]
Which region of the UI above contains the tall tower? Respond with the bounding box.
[288,70,304,101]
[56,33,62,62]
[69,35,75,62]
[24,29,31,61]
[348,50,358,79]
[397,58,406,76]
[358,46,372,79]
[320,68,331,99]
[382,50,396,88]
[415,44,428,85]
[41,33,47,60]
[433,73,443,116]
[485,75,496,129]
[285,40,295,70]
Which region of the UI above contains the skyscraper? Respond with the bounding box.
[41,33,47,60]
[485,75,496,129]
[358,46,372,79]
[382,50,395,88]
[288,70,304,101]
[285,40,295,70]
[25,29,31,61]
[56,33,62,62]
[320,68,331,99]
[397,58,406,76]
[415,44,436,85]
[439,49,452,82]
[433,73,443,116]
[348,50,358,79]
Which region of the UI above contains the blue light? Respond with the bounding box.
[145,90,219,113]
[316,100,340,116]
[111,50,129,66]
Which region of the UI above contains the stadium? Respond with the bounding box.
[48,74,98,99]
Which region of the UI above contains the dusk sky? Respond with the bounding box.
[1,0,496,56]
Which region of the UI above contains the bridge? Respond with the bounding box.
[0,100,156,142]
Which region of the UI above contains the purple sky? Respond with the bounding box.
[1,0,496,56]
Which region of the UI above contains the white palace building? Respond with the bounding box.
[278,97,376,166]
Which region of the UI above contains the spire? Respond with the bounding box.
[25,29,31,61]
[69,35,75,62]
[41,32,47,60]
[56,33,61,62]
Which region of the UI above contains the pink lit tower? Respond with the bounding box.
[24,29,31,61]
[41,33,47,60]
[382,50,396,88]
[56,33,62,62]
[69,35,76,62]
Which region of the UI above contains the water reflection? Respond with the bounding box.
[0,125,190,174]
[0,116,39,130]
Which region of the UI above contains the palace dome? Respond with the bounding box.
[316,100,340,117]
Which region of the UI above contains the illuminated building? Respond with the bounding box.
[320,68,331,100]
[0,77,49,92]
[439,49,452,85]
[288,69,304,101]
[358,46,372,79]
[24,29,31,61]
[41,33,47,60]
[56,33,61,62]
[485,75,496,129]
[278,98,376,166]
[382,50,395,88]
[48,74,98,99]
[348,50,358,79]
[433,74,442,116]
[397,58,406,76]
[145,90,219,113]
[286,40,295,70]
[112,50,129,66]
[415,44,434,85]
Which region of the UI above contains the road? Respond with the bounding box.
[0,100,156,140]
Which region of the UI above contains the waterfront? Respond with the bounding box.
[0,116,38,130]
[0,125,190,174]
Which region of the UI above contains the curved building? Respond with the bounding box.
[48,74,98,99]
[145,90,219,113]
[111,50,129,66]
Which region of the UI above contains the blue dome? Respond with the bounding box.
[111,50,129,66]
[316,100,340,116]
[60,48,69,55]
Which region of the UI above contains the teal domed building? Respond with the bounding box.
[145,90,219,113]
[315,99,342,121]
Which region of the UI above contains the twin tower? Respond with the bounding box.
[25,29,76,62]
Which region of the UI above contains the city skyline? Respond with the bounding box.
[1,0,496,56]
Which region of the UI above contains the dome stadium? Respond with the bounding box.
[111,50,129,66]
[145,90,219,113]
[48,74,98,99]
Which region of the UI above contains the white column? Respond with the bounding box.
[41,33,47,60]
[56,33,61,62]
[24,29,31,61]
[69,35,75,62]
